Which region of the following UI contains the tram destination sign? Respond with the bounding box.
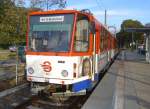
[40,16,64,23]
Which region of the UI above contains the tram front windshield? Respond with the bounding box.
[29,14,74,52]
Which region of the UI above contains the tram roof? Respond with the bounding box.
[29,9,93,16]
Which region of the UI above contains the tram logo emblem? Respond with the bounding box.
[41,61,52,73]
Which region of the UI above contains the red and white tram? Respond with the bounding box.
[26,9,117,96]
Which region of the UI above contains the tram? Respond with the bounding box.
[26,9,117,96]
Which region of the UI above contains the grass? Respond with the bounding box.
[8,52,16,59]
[0,53,10,60]
[0,48,5,50]
[0,52,16,60]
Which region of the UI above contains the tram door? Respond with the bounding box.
[74,13,96,80]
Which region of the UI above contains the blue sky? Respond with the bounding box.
[25,0,150,31]
[65,0,150,31]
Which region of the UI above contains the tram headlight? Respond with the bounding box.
[28,67,34,74]
[61,70,68,77]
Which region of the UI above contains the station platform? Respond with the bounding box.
[82,50,150,109]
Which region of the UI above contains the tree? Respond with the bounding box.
[0,0,15,21]
[120,19,143,30]
[13,0,25,7]
[45,0,66,10]
[29,0,66,10]
[0,0,16,45]
[0,0,27,48]
[116,19,144,48]
[30,0,43,9]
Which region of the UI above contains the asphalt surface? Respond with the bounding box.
[82,50,150,109]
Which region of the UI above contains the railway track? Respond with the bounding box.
[0,71,106,109]
[0,83,31,109]
[0,81,93,109]
[0,82,89,109]
[16,93,89,109]
[0,83,29,98]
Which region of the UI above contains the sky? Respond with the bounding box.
[25,0,150,31]
[64,0,150,31]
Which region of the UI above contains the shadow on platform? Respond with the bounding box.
[125,95,150,109]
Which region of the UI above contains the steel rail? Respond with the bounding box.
[0,83,29,98]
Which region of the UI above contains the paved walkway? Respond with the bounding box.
[123,52,150,109]
[82,50,150,109]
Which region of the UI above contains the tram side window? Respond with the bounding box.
[103,30,106,50]
[74,16,89,52]
[100,28,108,51]
[104,30,108,50]
[100,27,104,51]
